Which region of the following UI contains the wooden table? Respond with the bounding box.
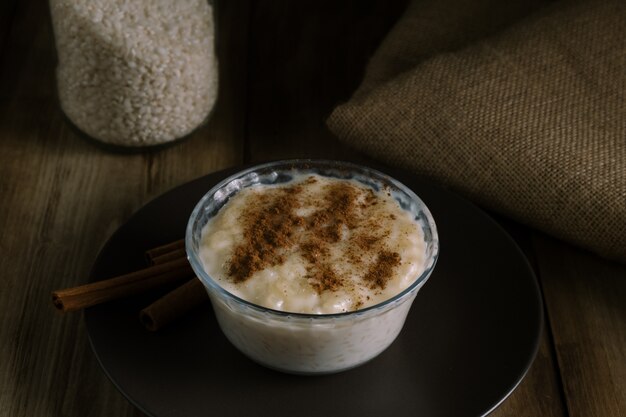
[0,1,624,416]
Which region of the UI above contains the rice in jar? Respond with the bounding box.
[49,0,218,147]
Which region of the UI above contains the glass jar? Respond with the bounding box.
[49,0,218,148]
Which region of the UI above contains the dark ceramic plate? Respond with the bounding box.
[85,166,543,417]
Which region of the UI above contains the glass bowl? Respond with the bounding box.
[186,160,439,374]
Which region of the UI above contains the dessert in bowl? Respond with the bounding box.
[186,160,439,374]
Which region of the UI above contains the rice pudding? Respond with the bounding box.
[198,175,426,314]
[186,161,439,374]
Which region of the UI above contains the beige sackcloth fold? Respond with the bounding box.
[328,0,626,263]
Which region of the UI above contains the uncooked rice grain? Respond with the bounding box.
[49,0,218,146]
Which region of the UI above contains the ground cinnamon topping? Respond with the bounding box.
[353,234,381,251]
[308,264,343,293]
[363,250,401,290]
[227,189,303,282]
[226,177,405,298]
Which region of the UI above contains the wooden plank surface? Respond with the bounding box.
[245,0,408,163]
[0,0,17,61]
[0,0,248,416]
[535,234,626,417]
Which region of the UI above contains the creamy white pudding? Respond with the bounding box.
[198,175,426,314]
[186,161,439,374]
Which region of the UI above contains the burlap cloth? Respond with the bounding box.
[328,0,626,263]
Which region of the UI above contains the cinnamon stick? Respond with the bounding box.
[145,239,185,263]
[141,241,209,330]
[149,247,187,266]
[139,277,208,331]
[52,257,194,312]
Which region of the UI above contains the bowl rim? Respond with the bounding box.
[185,159,439,320]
